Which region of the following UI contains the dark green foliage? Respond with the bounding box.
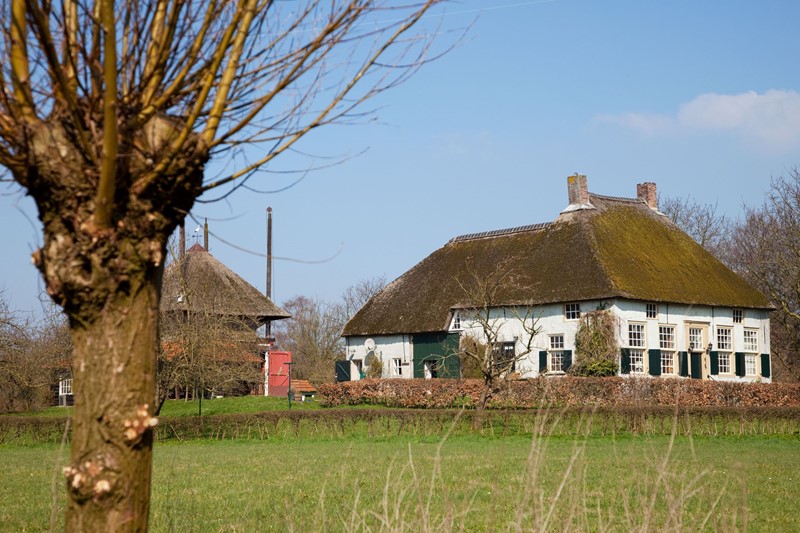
[572,358,618,377]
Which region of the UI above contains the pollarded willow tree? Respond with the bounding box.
[0,0,443,529]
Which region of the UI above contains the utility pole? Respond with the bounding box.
[286,361,294,409]
[266,207,273,339]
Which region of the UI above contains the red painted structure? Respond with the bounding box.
[266,351,292,397]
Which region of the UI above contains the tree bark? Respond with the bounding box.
[64,264,162,531]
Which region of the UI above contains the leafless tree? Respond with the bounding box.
[660,194,732,261]
[0,295,72,412]
[333,275,388,325]
[273,295,344,384]
[727,169,800,381]
[454,259,539,430]
[0,1,443,528]
[157,306,263,413]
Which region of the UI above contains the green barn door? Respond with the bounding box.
[413,333,460,378]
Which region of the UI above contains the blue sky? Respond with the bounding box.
[2,0,800,315]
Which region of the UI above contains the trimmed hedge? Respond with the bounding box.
[3,406,800,444]
[317,377,800,409]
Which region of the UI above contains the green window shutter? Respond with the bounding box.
[678,352,689,377]
[735,352,746,377]
[563,350,573,372]
[539,351,548,373]
[335,360,351,382]
[709,351,719,375]
[620,348,631,375]
[648,349,661,376]
[761,353,771,378]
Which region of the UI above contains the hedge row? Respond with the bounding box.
[317,377,800,409]
[3,406,799,444]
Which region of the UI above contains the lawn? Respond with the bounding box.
[2,432,798,531]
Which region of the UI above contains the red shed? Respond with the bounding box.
[266,351,292,397]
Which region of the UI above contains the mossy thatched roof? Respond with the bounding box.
[343,194,770,337]
[161,244,290,322]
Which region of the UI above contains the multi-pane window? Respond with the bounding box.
[659,325,675,375]
[688,327,703,350]
[628,323,646,372]
[744,329,759,352]
[392,358,402,377]
[59,378,73,396]
[549,335,565,372]
[745,354,757,376]
[630,350,645,374]
[717,327,733,374]
[564,303,581,320]
[452,313,461,331]
[733,309,743,324]
[628,323,646,348]
[661,351,674,374]
[646,303,658,319]
[659,326,675,350]
[718,352,731,374]
[717,327,732,351]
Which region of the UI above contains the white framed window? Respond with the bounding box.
[549,335,565,372]
[717,327,732,351]
[744,329,758,352]
[392,358,402,377]
[59,378,73,396]
[745,354,757,376]
[452,313,461,331]
[630,349,645,374]
[658,325,675,375]
[659,326,675,350]
[646,303,658,319]
[688,327,704,351]
[661,351,674,375]
[733,309,743,324]
[628,323,646,348]
[718,352,732,374]
[564,303,581,320]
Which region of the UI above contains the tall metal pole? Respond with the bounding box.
[266,207,273,338]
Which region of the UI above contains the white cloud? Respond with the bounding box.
[597,90,800,154]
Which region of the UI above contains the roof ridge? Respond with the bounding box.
[589,192,643,204]
[448,222,551,243]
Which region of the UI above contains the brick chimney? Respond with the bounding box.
[637,182,657,209]
[567,173,589,205]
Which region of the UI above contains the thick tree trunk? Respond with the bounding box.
[63,267,162,531]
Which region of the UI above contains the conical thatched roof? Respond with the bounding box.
[161,243,289,323]
[343,192,770,337]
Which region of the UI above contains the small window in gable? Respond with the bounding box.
[646,303,658,319]
[733,309,743,324]
[452,312,461,331]
[564,303,581,320]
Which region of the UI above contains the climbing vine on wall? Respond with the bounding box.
[572,310,619,376]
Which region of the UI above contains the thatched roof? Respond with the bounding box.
[343,192,771,337]
[161,243,290,322]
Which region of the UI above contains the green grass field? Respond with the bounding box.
[2,431,798,531]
